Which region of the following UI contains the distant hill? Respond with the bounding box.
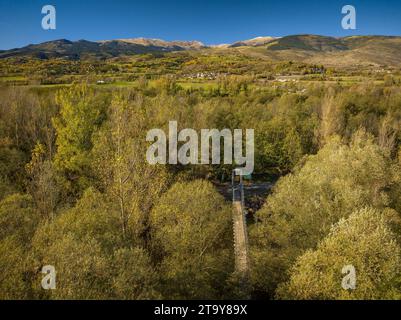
[0,38,206,59]
[1,35,401,68]
[265,35,348,52]
[107,38,205,50]
[230,36,277,48]
[237,35,401,67]
[263,34,401,53]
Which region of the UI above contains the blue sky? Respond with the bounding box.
[0,0,400,50]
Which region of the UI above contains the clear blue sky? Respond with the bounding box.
[0,0,400,50]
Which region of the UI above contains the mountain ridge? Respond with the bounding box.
[1,35,401,67]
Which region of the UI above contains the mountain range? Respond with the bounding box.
[1,35,401,67]
[0,38,206,59]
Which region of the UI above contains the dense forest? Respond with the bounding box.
[1,65,401,299]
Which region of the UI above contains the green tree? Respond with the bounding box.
[0,237,30,299]
[111,247,161,299]
[0,137,25,199]
[150,180,233,299]
[32,188,160,299]
[277,207,401,300]
[0,194,40,299]
[32,188,123,254]
[53,85,107,196]
[92,92,169,241]
[250,130,396,296]
[0,193,39,246]
[26,142,58,220]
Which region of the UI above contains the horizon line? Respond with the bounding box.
[2,33,401,51]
